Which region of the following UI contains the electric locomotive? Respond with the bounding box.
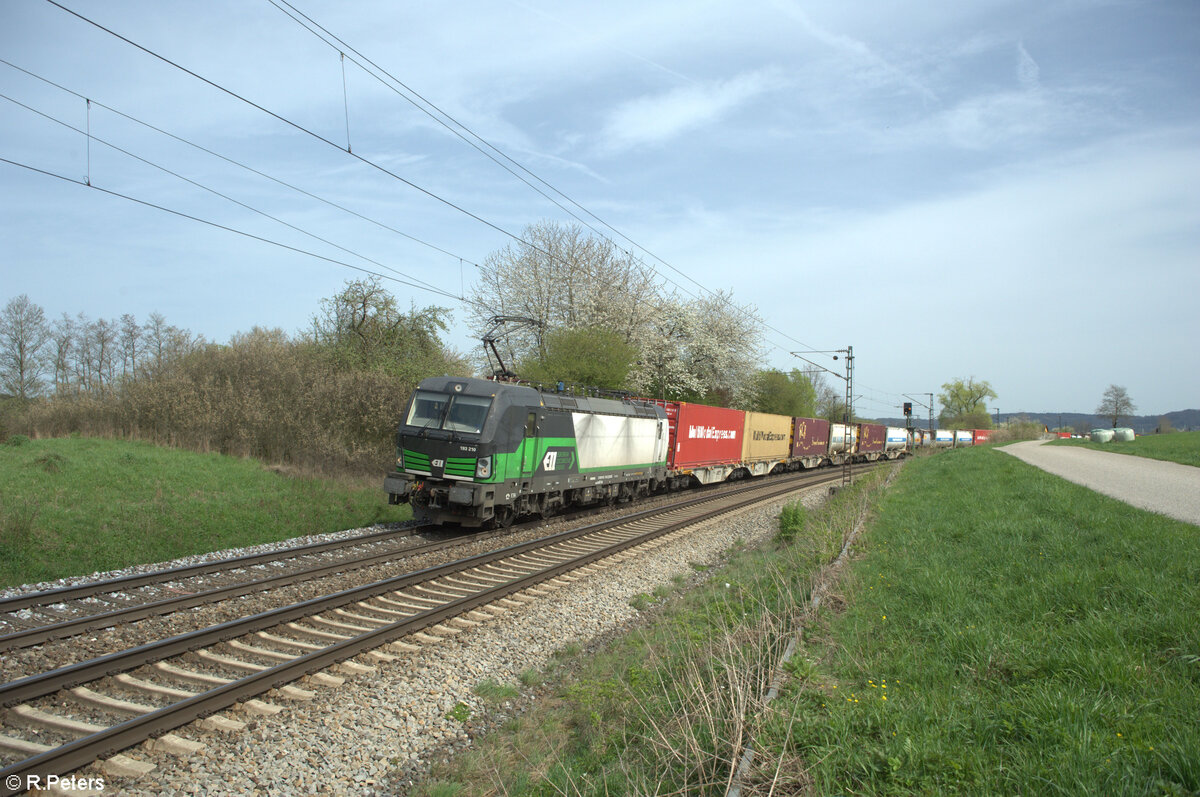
[385,376,670,527]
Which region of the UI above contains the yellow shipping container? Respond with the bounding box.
[742,411,792,466]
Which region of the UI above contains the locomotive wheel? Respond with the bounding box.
[494,506,515,529]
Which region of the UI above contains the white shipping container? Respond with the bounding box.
[572,413,668,469]
[885,427,908,451]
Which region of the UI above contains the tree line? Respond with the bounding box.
[0,284,464,476]
[0,296,205,401]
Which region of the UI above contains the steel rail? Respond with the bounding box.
[0,525,503,652]
[0,523,425,613]
[0,466,854,795]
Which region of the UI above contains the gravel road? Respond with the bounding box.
[1000,440,1200,526]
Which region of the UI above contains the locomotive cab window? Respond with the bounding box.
[524,412,537,437]
[405,391,448,428]
[444,395,492,434]
[405,391,493,435]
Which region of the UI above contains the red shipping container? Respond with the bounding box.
[791,417,830,458]
[858,423,886,454]
[651,401,745,469]
[973,429,995,444]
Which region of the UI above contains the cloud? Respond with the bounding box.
[767,0,938,103]
[1017,41,1040,91]
[598,69,787,152]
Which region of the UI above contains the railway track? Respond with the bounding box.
[0,523,508,653]
[0,464,859,654]
[0,466,857,795]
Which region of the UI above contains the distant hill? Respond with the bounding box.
[867,409,1200,434]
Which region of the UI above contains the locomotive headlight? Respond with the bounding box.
[475,456,492,479]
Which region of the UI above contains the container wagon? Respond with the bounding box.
[829,423,858,464]
[651,400,746,486]
[884,427,909,459]
[972,429,996,445]
[791,417,830,469]
[742,411,793,476]
[856,423,887,462]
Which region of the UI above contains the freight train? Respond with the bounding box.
[384,376,915,527]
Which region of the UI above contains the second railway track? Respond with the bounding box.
[0,466,860,795]
[0,522,481,654]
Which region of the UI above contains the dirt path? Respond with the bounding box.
[1000,440,1200,527]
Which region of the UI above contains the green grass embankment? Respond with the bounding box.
[0,436,409,588]
[767,445,1199,794]
[1050,429,1200,467]
[415,447,1199,795]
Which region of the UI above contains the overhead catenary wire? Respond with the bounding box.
[38,0,797,355]
[34,0,716,338]
[262,0,817,353]
[0,91,464,303]
[263,0,706,303]
[0,57,478,291]
[40,0,564,268]
[0,154,467,304]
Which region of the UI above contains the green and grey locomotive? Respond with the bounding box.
[385,376,670,527]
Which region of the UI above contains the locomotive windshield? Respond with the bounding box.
[404,391,492,435]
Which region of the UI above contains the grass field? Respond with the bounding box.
[413,448,1199,795]
[0,436,409,588]
[766,446,1199,794]
[1049,429,1200,467]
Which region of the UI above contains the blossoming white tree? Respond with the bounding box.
[467,221,763,405]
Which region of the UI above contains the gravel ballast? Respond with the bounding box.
[94,485,830,796]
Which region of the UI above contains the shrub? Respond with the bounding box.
[777,500,807,542]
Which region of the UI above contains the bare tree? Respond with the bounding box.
[309,277,456,383]
[0,294,50,398]
[92,317,118,394]
[49,312,75,395]
[71,312,94,391]
[142,312,204,378]
[1097,384,1136,428]
[807,370,843,421]
[143,312,171,377]
[119,313,142,381]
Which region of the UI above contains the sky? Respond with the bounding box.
[2,0,1197,418]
